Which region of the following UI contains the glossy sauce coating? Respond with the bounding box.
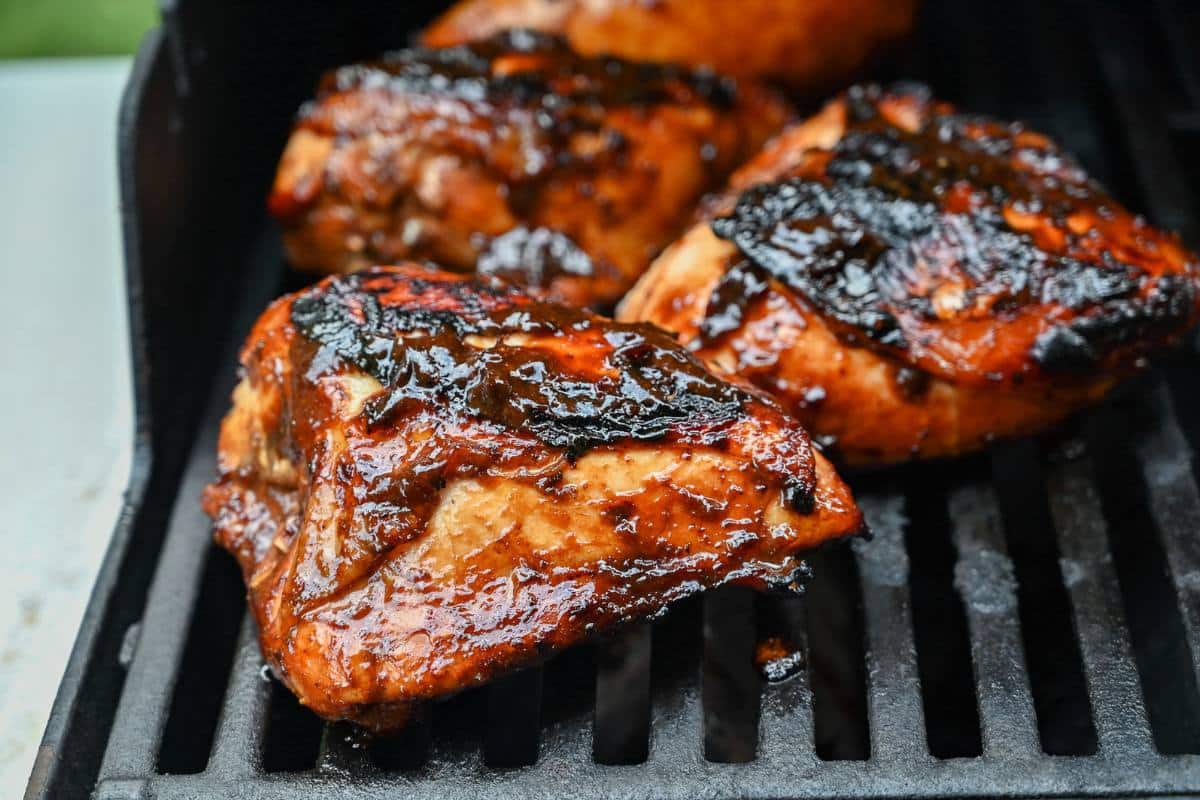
[620,85,1200,463]
[204,265,862,729]
[268,30,789,309]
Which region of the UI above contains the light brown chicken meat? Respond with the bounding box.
[202,264,862,730]
[268,30,789,310]
[421,0,919,96]
[620,83,1200,465]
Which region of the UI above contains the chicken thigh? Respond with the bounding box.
[203,264,863,730]
[620,84,1200,465]
[268,31,789,309]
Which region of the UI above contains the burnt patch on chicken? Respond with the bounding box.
[707,83,1200,384]
[291,269,761,464]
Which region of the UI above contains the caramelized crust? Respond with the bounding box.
[620,84,1200,464]
[268,31,788,309]
[421,0,918,96]
[203,265,862,729]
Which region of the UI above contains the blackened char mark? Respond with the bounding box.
[289,271,824,512]
[711,181,915,348]
[699,259,771,345]
[1032,273,1197,372]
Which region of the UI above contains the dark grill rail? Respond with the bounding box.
[26,0,1200,798]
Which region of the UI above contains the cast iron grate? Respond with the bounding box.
[26,0,1200,797]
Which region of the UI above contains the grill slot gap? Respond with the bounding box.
[369,714,431,772]
[538,644,596,763]
[648,597,704,762]
[1040,433,1157,757]
[261,676,324,773]
[206,612,272,777]
[990,442,1098,755]
[485,667,544,767]
[806,546,870,761]
[904,470,983,758]
[946,474,1040,759]
[701,587,760,762]
[318,721,373,773]
[155,545,245,775]
[425,687,487,772]
[593,625,651,764]
[1086,402,1200,754]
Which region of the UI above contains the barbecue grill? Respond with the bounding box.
[24,0,1200,797]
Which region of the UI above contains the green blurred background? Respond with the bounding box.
[0,0,157,58]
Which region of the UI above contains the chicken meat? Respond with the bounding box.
[268,30,789,310]
[203,264,863,730]
[619,83,1200,465]
[421,0,918,96]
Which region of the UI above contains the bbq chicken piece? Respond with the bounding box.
[203,264,863,730]
[620,84,1200,465]
[267,31,789,310]
[421,0,918,96]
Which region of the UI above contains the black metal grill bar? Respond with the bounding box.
[96,232,286,787]
[206,613,270,777]
[756,597,817,765]
[946,483,1040,760]
[646,625,704,767]
[96,413,224,782]
[1129,382,1200,694]
[852,493,930,764]
[1043,446,1156,757]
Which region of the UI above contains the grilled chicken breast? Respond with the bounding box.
[268,31,788,310]
[203,264,862,730]
[620,84,1200,465]
[421,0,918,96]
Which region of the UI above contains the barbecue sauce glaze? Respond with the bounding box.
[205,266,863,730]
[703,83,1199,384]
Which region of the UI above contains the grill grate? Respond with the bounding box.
[26,0,1200,797]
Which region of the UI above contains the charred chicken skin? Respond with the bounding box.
[620,84,1200,465]
[421,0,918,97]
[268,30,788,310]
[203,264,862,730]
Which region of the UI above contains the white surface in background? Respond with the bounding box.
[0,58,134,798]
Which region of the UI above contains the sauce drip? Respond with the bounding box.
[755,636,807,683]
